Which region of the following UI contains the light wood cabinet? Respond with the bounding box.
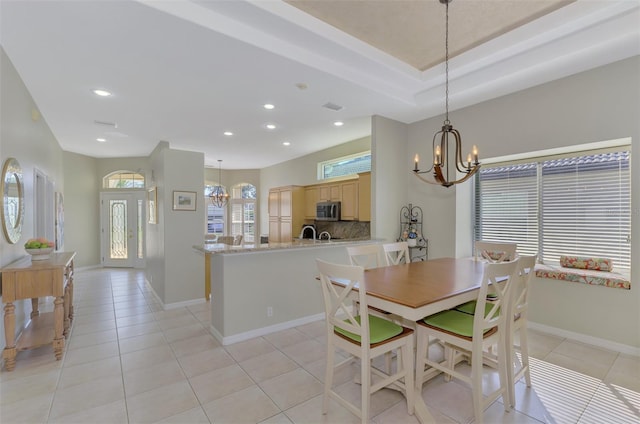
[304,186,318,219]
[357,172,371,222]
[319,184,341,202]
[340,180,358,221]
[268,186,304,242]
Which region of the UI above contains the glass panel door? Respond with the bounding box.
[100,192,146,268]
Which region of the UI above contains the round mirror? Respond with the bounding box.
[1,158,25,244]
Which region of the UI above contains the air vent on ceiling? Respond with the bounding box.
[322,102,344,112]
[94,120,118,128]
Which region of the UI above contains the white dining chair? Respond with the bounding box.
[506,254,537,407]
[415,259,520,424]
[346,244,386,269]
[475,241,517,263]
[316,259,414,424]
[383,241,411,265]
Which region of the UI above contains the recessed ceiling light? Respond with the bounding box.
[96,138,106,142]
[92,89,112,97]
[282,141,291,146]
[263,104,275,110]
[295,83,308,90]
[223,131,233,136]
[333,121,344,127]
[266,124,276,130]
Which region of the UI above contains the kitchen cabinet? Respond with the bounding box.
[318,184,341,202]
[357,172,371,222]
[269,186,304,242]
[340,180,358,221]
[304,186,318,220]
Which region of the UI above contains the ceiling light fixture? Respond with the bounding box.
[96,138,106,143]
[333,121,344,127]
[266,124,276,130]
[223,131,233,136]
[263,104,275,110]
[413,0,480,188]
[92,89,112,97]
[282,141,291,146]
[209,160,230,208]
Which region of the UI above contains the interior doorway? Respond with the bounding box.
[100,192,146,268]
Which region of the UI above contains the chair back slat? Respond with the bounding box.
[383,241,411,265]
[474,260,520,339]
[513,255,537,316]
[475,241,518,263]
[316,259,369,344]
[346,245,385,269]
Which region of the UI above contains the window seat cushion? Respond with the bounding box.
[559,255,613,271]
[535,264,630,290]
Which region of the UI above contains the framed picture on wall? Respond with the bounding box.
[148,187,157,224]
[172,190,196,211]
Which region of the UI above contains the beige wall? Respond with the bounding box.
[0,48,65,345]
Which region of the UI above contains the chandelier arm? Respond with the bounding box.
[412,170,445,186]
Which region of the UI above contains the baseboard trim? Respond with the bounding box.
[209,312,326,346]
[528,321,640,357]
[163,298,207,310]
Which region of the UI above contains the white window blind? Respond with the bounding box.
[541,152,630,269]
[475,163,539,257]
[475,150,631,272]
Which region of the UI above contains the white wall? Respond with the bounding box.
[0,48,65,346]
[147,143,205,305]
[371,116,408,242]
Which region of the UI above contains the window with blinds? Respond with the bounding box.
[475,150,631,272]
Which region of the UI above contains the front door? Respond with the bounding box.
[100,192,145,268]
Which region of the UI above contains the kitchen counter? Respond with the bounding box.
[193,237,376,255]
[194,238,384,345]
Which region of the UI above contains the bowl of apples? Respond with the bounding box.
[24,238,55,260]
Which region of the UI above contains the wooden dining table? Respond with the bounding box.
[341,257,488,423]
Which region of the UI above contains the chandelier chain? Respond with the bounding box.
[444,0,450,124]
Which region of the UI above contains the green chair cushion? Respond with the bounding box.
[454,300,500,317]
[423,310,493,338]
[335,314,403,344]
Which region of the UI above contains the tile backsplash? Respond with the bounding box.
[315,221,370,239]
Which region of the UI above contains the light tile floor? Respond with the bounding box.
[1,268,639,423]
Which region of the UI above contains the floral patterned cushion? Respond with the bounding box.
[560,255,613,272]
[535,264,630,290]
[481,250,513,262]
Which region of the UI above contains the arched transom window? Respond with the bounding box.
[103,171,145,189]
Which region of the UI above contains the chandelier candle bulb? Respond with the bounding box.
[414,154,419,171]
[473,145,479,163]
[435,145,441,165]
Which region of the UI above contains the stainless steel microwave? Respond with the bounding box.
[316,201,341,221]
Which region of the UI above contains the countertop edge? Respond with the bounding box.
[193,238,384,255]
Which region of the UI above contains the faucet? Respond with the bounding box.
[318,231,331,240]
[299,225,316,240]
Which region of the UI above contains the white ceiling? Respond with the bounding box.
[1,0,638,170]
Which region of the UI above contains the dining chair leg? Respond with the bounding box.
[323,341,335,414]
[520,328,532,387]
[471,347,484,423]
[415,327,428,391]
[444,345,455,382]
[361,354,371,424]
[498,335,511,412]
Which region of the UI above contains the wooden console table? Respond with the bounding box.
[2,252,75,371]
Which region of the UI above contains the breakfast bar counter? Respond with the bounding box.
[193,239,381,345]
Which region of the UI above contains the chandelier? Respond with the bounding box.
[412,0,480,188]
[209,159,229,207]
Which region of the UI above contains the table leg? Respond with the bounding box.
[53,296,65,360]
[63,285,70,338]
[30,298,40,319]
[3,302,17,371]
[68,272,74,322]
